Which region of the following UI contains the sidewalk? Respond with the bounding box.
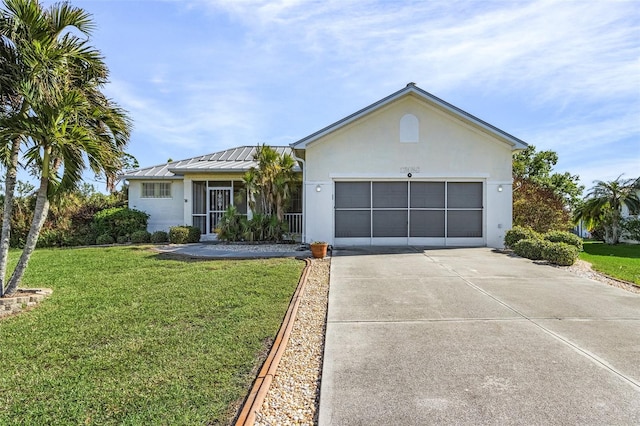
[152,243,311,259]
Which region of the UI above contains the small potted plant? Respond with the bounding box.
[310,241,329,259]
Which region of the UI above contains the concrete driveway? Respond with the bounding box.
[319,247,640,425]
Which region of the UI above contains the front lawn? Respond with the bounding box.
[580,241,640,285]
[0,246,304,425]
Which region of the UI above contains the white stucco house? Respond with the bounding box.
[123,83,528,248]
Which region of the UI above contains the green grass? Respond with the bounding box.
[580,241,640,285]
[0,246,304,425]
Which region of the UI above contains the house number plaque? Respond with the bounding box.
[400,166,420,173]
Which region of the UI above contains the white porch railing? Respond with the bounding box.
[284,213,303,235]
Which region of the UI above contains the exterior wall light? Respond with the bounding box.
[498,185,503,192]
[316,185,322,192]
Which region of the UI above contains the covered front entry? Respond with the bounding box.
[191,180,248,235]
[334,180,485,246]
[209,188,232,233]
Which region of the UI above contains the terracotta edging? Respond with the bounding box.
[235,258,313,426]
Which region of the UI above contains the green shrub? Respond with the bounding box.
[35,229,63,248]
[169,226,201,244]
[186,226,201,243]
[131,230,151,243]
[116,235,129,244]
[589,224,606,242]
[150,231,169,243]
[215,207,289,243]
[92,207,149,240]
[505,226,540,248]
[543,242,579,266]
[83,232,97,246]
[622,217,640,241]
[216,206,245,242]
[96,234,115,245]
[544,230,583,251]
[513,238,548,260]
[169,227,188,244]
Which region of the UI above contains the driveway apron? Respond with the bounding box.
[318,247,640,425]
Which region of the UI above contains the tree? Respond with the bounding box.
[0,0,131,297]
[243,144,299,221]
[573,176,640,244]
[513,177,572,233]
[512,145,583,232]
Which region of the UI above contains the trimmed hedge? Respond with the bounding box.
[92,207,149,240]
[504,226,540,248]
[543,242,579,266]
[169,226,201,244]
[513,238,549,260]
[131,230,151,243]
[506,229,581,265]
[543,231,583,251]
[96,234,115,245]
[150,231,169,243]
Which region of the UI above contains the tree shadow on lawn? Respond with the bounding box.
[582,242,640,260]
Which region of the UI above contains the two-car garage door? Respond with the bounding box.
[334,181,484,246]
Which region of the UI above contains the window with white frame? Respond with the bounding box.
[141,182,171,198]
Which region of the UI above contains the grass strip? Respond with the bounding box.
[580,241,640,285]
[0,246,304,425]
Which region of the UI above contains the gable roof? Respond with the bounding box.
[290,83,529,150]
[122,146,299,180]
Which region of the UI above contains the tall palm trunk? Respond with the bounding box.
[0,138,21,297]
[3,149,50,296]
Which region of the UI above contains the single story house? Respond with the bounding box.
[123,83,528,248]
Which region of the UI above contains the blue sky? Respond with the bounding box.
[70,0,639,191]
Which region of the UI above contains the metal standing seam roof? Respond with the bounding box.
[121,146,299,179]
[290,83,529,150]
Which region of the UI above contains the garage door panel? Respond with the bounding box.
[336,210,371,237]
[336,182,371,208]
[410,210,445,237]
[410,182,445,208]
[372,182,408,208]
[448,182,483,208]
[373,210,407,237]
[447,210,482,237]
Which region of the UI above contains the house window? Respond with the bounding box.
[142,182,171,198]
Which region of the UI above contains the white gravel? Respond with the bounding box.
[254,258,330,426]
[158,243,305,253]
[198,243,304,253]
[556,259,640,294]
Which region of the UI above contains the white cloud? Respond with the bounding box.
[105,78,268,165]
[107,0,638,181]
[189,0,638,105]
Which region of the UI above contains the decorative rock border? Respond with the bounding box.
[235,259,313,425]
[0,288,53,318]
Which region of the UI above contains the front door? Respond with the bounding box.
[209,188,232,233]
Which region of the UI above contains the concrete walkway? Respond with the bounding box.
[152,243,310,259]
[319,247,640,425]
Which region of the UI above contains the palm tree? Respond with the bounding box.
[574,176,640,244]
[242,144,299,221]
[0,0,131,296]
[273,153,298,222]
